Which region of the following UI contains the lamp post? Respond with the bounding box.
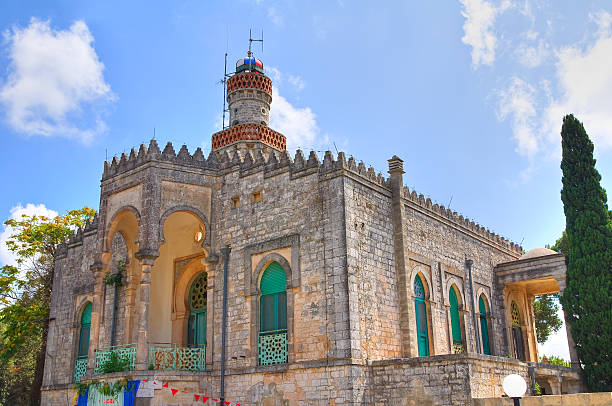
[219,245,231,405]
[503,374,527,406]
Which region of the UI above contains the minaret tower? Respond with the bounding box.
[211,51,286,156]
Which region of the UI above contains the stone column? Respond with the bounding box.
[135,249,158,369]
[388,155,413,357]
[88,260,106,372]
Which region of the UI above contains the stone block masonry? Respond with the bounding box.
[42,141,534,406]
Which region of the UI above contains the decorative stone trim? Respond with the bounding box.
[227,72,273,95]
[211,123,286,151]
[244,234,300,295]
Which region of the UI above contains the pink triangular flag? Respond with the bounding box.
[171,388,179,396]
[201,396,209,403]
[142,379,148,382]
[224,402,230,406]
[194,394,200,401]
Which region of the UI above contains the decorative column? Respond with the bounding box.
[88,260,106,372]
[135,249,158,369]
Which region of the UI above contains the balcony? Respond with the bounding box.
[94,343,137,374]
[258,329,288,366]
[73,357,88,382]
[148,344,206,371]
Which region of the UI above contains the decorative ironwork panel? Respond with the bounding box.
[453,342,465,354]
[414,276,425,299]
[511,302,521,327]
[190,273,207,310]
[149,345,206,371]
[94,343,137,374]
[258,330,288,365]
[74,357,88,382]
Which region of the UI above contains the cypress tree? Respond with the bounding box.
[559,114,612,392]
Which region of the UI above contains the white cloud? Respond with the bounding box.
[497,77,539,157]
[270,88,326,150]
[265,66,306,92]
[541,14,612,151]
[515,39,549,68]
[0,203,58,267]
[288,75,306,91]
[0,18,114,143]
[459,0,509,68]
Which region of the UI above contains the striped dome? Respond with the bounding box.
[236,57,264,74]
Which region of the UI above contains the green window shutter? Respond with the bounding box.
[78,302,92,358]
[479,296,491,355]
[414,276,429,356]
[449,288,462,344]
[260,262,288,333]
[260,262,287,295]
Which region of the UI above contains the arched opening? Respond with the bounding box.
[449,285,463,353]
[414,274,429,356]
[187,273,207,347]
[74,302,92,382]
[479,295,491,355]
[511,301,526,360]
[258,262,288,365]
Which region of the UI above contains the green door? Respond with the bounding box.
[188,273,207,347]
[479,296,491,355]
[414,276,429,356]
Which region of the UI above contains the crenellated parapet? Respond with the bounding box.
[56,214,99,258]
[101,139,520,255]
[399,186,523,255]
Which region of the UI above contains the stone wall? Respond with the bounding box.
[43,222,98,387]
[369,354,529,406]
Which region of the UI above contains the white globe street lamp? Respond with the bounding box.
[502,374,527,406]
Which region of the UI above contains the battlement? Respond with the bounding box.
[399,185,523,255]
[56,214,99,258]
[101,140,521,255]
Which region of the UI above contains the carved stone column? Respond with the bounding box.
[88,260,106,372]
[135,249,158,369]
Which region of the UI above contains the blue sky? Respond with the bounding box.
[1,0,611,359]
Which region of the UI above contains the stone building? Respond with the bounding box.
[41,53,584,405]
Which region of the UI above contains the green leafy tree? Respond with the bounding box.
[533,294,563,343]
[559,114,612,392]
[0,207,95,405]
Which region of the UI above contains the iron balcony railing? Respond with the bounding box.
[258,329,288,366]
[94,343,137,374]
[148,344,206,371]
[73,356,88,382]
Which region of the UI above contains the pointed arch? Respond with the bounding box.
[258,262,288,365]
[479,294,491,355]
[449,285,463,353]
[414,274,429,356]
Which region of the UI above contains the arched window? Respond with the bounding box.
[74,302,91,382]
[414,275,429,356]
[449,286,463,353]
[258,262,288,365]
[511,301,525,360]
[479,295,491,355]
[187,273,207,347]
